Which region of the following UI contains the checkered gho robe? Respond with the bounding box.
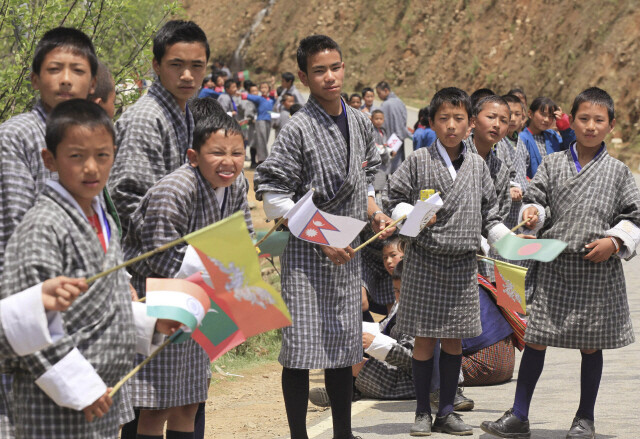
[355,317,415,399]
[109,82,193,236]
[496,136,529,229]
[123,164,251,408]
[254,96,380,369]
[523,148,640,349]
[0,186,135,438]
[383,146,502,338]
[359,229,394,305]
[0,101,53,438]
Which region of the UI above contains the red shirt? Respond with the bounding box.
[88,213,107,253]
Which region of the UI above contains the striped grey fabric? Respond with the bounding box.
[1,185,135,438]
[123,164,251,408]
[109,82,194,236]
[496,136,530,229]
[523,148,640,349]
[359,229,394,305]
[383,145,502,338]
[254,96,380,369]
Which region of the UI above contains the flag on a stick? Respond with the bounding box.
[493,234,567,262]
[145,278,211,331]
[399,192,443,237]
[285,190,366,247]
[493,260,527,314]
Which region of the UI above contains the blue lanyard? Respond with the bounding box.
[100,205,111,243]
[570,143,604,173]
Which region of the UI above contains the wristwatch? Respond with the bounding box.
[370,210,383,222]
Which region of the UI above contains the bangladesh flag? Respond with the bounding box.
[493,234,567,262]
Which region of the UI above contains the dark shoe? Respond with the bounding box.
[410,412,433,436]
[352,387,363,402]
[308,387,330,407]
[480,409,531,438]
[566,416,595,439]
[432,412,473,436]
[429,388,475,411]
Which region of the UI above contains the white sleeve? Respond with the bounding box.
[262,192,295,220]
[130,302,164,356]
[1,283,64,356]
[365,332,396,361]
[606,220,640,259]
[34,347,106,411]
[510,181,521,189]
[391,202,414,221]
[367,184,376,198]
[518,203,546,234]
[175,245,206,279]
[487,223,512,245]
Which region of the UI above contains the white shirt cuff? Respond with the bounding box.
[34,347,107,410]
[262,192,295,220]
[1,284,64,356]
[606,220,640,259]
[510,181,521,189]
[519,203,546,234]
[367,184,376,198]
[365,332,396,361]
[488,223,512,246]
[480,236,490,255]
[175,245,206,279]
[391,202,414,222]
[131,302,163,356]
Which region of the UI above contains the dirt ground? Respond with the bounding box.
[206,365,327,439]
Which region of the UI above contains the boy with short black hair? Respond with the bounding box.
[2,99,180,438]
[279,71,306,105]
[0,26,99,437]
[123,101,251,439]
[217,78,239,117]
[255,34,391,439]
[109,19,210,235]
[384,87,510,436]
[88,60,116,118]
[271,92,295,138]
[375,81,410,172]
[482,87,640,439]
[241,81,274,165]
[360,87,377,117]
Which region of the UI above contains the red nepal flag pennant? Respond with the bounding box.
[285,190,367,248]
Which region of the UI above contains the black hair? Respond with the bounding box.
[381,236,401,252]
[32,27,98,77]
[376,81,391,91]
[45,99,114,156]
[289,103,303,115]
[371,109,384,117]
[473,95,510,117]
[189,97,225,123]
[296,35,342,74]
[153,20,210,63]
[202,74,213,87]
[416,106,430,129]
[570,87,614,122]
[223,78,236,91]
[361,87,374,96]
[192,110,243,152]
[87,61,114,103]
[429,87,472,121]
[281,72,295,83]
[502,93,525,111]
[281,92,295,101]
[529,96,558,115]
[470,88,495,109]
[508,87,527,102]
[340,92,348,101]
[349,93,362,102]
[243,80,255,90]
[391,259,404,281]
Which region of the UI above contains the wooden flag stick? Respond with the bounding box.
[476,254,529,271]
[255,216,287,248]
[353,215,406,253]
[510,217,534,233]
[109,329,183,398]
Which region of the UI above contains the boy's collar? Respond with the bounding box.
[45,180,105,222]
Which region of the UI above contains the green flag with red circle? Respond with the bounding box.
[493,234,567,262]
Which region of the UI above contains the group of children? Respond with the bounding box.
[0,21,637,439]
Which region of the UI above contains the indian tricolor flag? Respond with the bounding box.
[146,278,211,331]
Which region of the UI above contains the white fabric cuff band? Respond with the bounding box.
[367,184,375,198]
[488,223,512,246]
[519,203,546,233]
[391,202,414,222]
[510,181,522,189]
[262,192,295,220]
[365,332,395,361]
[1,283,62,356]
[606,220,640,259]
[35,348,106,410]
[131,302,159,356]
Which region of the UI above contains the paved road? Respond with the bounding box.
[283,173,640,439]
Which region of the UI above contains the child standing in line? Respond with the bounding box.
[412,107,437,150]
[271,92,295,139]
[216,78,240,118]
[519,96,575,179]
[242,81,274,166]
[348,93,362,110]
[371,109,391,204]
[384,87,511,436]
[481,88,640,439]
[360,87,377,117]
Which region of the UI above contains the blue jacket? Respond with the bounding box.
[198,88,221,99]
[520,127,575,178]
[246,94,274,121]
[412,127,437,150]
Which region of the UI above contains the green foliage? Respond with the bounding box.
[211,329,282,376]
[0,0,182,122]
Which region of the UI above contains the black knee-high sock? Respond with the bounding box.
[512,345,546,421]
[193,402,205,439]
[325,367,353,439]
[412,357,434,415]
[282,367,310,439]
[121,410,140,439]
[136,435,162,439]
[166,431,194,439]
[437,350,462,417]
[576,350,603,421]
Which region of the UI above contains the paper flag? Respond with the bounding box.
[400,192,443,237]
[387,133,403,152]
[493,234,567,262]
[145,278,210,331]
[493,260,527,314]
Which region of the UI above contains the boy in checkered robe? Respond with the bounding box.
[1,100,181,439]
[383,87,511,436]
[482,88,640,439]
[108,20,210,237]
[0,277,87,361]
[254,35,390,439]
[122,106,252,438]
[0,27,101,438]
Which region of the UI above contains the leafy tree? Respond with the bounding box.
[0,0,182,121]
